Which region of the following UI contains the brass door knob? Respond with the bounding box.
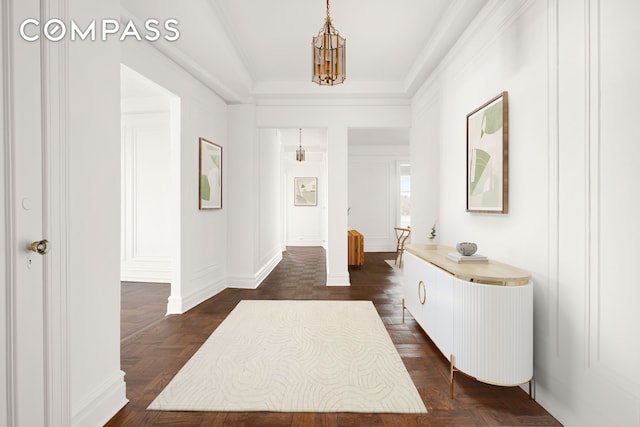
[30,239,49,255]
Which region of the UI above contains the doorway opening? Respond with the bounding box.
[399,163,411,228]
[275,127,328,250]
[119,65,180,338]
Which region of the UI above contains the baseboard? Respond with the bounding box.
[255,251,283,285]
[532,365,639,427]
[166,277,226,314]
[225,275,257,289]
[166,252,283,313]
[364,243,397,252]
[286,240,324,247]
[120,260,171,283]
[120,273,171,283]
[327,273,351,286]
[227,251,283,289]
[72,370,127,427]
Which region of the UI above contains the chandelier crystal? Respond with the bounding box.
[312,0,346,86]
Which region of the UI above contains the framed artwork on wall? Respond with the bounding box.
[466,91,508,213]
[199,137,222,209]
[294,177,317,206]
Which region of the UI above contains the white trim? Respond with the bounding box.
[403,0,486,95]
[225,275,257,290]
[1,0,16,424]
[255,251,282,285]
[167,276,226,315]
[120,261,171,283]
[414,0,536,103]
[0,30,7,427]
[586,0,601,371]
[363,243,397,253]
[166,294,183,315]
[546,0,560,357]
[120,6,249,103]
[326,273,351,287]
[41,0,71,424]
[227,251,283,290]
[286,240,324,247]
[71,371,127,427]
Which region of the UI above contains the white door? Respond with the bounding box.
[3,0,60,425]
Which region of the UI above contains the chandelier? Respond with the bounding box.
[296,128,305,162]
[312,0,346,86]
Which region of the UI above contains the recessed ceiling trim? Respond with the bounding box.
[252,80,409,100]
[121,6,252,104]
[404,0,488,95]
[121,1,490,103]
[208,0,256,84]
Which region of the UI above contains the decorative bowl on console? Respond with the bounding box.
[456,242,478,256]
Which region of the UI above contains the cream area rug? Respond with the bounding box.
[148,300,427,413]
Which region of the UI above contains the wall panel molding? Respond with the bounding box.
[42,0,72,423]
[585,0,600,371]
[121,112,171,283]
[587,0,640,401]
[546,0,560,358]
[1,1,17,424]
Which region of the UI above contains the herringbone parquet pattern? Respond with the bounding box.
[107,247,562,427]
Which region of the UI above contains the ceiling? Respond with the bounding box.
[121,0,488,103]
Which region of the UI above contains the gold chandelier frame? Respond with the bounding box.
[312,0,346,85]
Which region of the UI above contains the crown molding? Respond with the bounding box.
[120,6,252,104]
[404,0,489,96]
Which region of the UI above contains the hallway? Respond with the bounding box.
[107,247,560,426]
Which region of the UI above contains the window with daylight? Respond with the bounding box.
[399,163,411,228]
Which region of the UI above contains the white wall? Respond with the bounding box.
[256,104,411,285]
[410,0,640,425]
[348,145,409,252]
[68,0,127,424]
[226,105,257,287]
[121,41,228,314]
[285,155,325,247]
[120,109,172,283]
[258,129,284,272]
[226,108,283,288]
[278,128,327,249]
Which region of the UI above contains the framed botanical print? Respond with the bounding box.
[466,91,508,213]
[294,177,317,206]
[199,137,222,209]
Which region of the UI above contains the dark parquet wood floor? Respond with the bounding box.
[107,247,562,427]
[121,281,171,342]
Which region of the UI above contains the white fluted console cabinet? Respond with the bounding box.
[402,244,533,398]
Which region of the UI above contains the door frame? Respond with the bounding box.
[2,0,70,425]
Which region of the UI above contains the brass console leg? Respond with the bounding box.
[449,354,456,399]
[401,298,405,325]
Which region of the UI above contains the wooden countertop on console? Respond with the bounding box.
[405,244,531,286]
